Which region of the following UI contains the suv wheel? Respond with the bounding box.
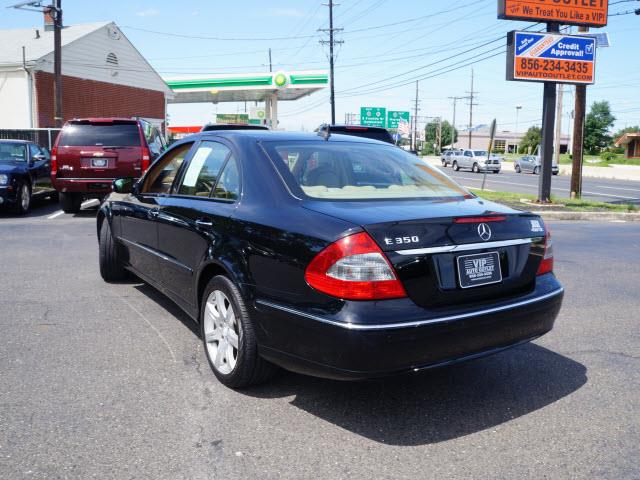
[13,182,31,215]
[472,163,480,173]
[452,161,459,171]
[533,166,540,175]
[99,220,127,282]
[201,275,277,388]
[515,164,521,173]
[60,192,82,214]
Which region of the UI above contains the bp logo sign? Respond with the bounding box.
[273,72,289,88]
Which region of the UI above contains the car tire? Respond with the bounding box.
[452,161,459,171]
[472,163,479,173]
[13,182,31,215]
[200,275,278,389]
[533,166,540,175]
[442,159,446,166]
[552,171,559,176]
[60,192,82,213]
[99,219,127,282]
[515,165,521,173]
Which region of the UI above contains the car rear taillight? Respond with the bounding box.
[305,232,407,300]
[536,231,554,275]
[453,216,506,224]
[51,147,58,174]
[141,147,151,173]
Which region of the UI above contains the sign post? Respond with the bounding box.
[360,107,387,128]
[482,119,497,191]
[499,0,606,203]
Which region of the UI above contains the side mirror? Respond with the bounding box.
[32,154,47,162]
[112,177,136,194]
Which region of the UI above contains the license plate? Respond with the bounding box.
[91,158,107,168]
[457,251,502,289]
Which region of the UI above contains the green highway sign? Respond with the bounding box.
[387,111,410,129]
[360,107,386,128]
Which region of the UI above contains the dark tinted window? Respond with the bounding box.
[0,143,27,163]
[329,128,394,144]
[213,156,240,200]
[58,123,141,147]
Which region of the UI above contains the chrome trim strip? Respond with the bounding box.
[118,237,193,274]
[395,238,535,256]
[256,287,564,331]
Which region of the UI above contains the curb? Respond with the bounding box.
[531,211,640,222]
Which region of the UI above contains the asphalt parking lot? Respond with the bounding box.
[1,205,639,479]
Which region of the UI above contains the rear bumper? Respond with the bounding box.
[480,164,501,172]
[52,177,117,194]
[254,274,563,380]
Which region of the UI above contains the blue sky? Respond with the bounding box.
[2,0,638,133]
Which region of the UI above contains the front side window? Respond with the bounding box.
[177,141,231,197]
[141,142,193,194]
[264,141,468,200]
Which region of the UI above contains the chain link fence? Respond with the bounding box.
[0,128,61,151]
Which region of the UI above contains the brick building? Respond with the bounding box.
[615,132,640,159]
[0,21,171,129]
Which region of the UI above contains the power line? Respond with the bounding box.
[121,25,319,41]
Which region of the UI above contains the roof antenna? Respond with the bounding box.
[317,123,331,141]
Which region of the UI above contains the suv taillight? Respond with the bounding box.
[305,232,407,300]
[141,147,151,173]
[536,231,554,275]
[51,147,58,174]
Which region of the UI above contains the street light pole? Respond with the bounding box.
[515,105,522,153]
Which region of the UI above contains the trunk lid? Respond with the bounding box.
[303,197,547,307]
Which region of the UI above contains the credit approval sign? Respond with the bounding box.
[498,0,609,28]
[507,31,597,84]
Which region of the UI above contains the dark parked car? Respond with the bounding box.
[97,131,563,388]
[52,118,166,214]
[317,124,395,144]
[0,139,55,214]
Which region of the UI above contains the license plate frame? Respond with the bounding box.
[91,158,108,168]
[456,251,502,289]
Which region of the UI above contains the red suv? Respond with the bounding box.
[51,118,166,213]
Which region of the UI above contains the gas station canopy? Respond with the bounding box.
[165,71,328,128]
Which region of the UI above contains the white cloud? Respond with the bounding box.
[136,8,159,17]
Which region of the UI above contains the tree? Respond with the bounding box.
[584,101,616,154]
[422,120,457,155]
[518,126,541,154]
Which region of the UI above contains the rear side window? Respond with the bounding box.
[265,141,469,200]
[178,141,231,197]
[58,123,142,147]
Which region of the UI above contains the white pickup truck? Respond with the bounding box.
[451,149,502,174]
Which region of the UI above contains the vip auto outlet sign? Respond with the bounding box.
[507,31,596,84]
[498,0,609,27]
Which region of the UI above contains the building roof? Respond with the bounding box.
[615,132,640,147]
[0,22,110,66]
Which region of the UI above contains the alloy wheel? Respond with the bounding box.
[203,290,240,375]
[21,185,30,211]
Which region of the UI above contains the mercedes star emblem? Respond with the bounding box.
[478,223,492,242]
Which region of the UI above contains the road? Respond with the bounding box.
[1,206,639,479]
[436,162,640,204]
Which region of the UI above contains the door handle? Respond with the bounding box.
[148,209,159,219]
[195,219,214,229]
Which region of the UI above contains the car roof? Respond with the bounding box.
[201,123,269,131]
[193,130,389,145]
[66,117,138,124]
[0,139,32,144]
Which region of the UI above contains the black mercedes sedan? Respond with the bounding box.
[97,131,563,388]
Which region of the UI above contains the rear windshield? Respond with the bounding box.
[265,141,469,200]
[58,123,141,147]
[331,129,393,144]
[474,151,488,157]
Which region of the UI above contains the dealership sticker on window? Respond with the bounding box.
[530,220,544,233]
[182,147,212,187]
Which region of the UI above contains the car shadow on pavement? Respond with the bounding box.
[0,195,59,219]
[245,344,587,446]
[130,280,587,447]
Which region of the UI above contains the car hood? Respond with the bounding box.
[0,162,24,175]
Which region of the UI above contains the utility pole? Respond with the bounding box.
[554,84,564,167]
[413,81,420,152]
[571,25,589,198]
[448,96,467,149]
[467,69,478,149]
[319,1,343,125]
[268,48,272,72]
[10,0,63,127]
[437,117,443,154]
